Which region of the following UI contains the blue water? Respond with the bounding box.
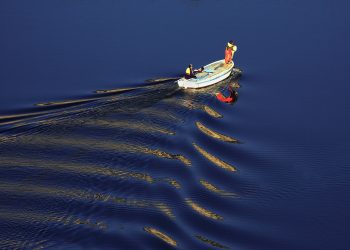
[1,0,350,249]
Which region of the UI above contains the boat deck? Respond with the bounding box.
[195,61,230,79]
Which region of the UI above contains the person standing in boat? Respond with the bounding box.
[225,40,237,66]
[185,64,204,79]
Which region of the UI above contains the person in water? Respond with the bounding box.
[185,64,204,79]
[225,40,237,66]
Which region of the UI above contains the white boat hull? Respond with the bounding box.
[177,59,236,89]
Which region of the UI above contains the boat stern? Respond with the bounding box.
[177,78,187,88]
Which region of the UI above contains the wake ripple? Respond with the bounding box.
[0,77,246,249]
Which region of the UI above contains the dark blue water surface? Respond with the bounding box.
[1,0,350,249]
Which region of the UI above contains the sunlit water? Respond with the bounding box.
[1,0,350,249]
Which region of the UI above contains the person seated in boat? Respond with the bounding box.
[185,64,204,79]
[225,40,237,66]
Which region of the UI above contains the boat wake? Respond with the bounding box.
[0,76,245,249]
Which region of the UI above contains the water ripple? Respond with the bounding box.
[0,77,245,249]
